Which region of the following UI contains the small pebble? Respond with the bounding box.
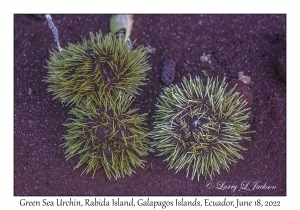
[28,88,33,95]
[200,53,211,65]
[238,71,251,84]
[145,45,156,54]
[161,60,176,85]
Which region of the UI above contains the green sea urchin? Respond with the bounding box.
[151,76,253,180]
[62,92,151,179]
[44,31,151,106]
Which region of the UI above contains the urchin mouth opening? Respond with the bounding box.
[100,61,117,83]
[193,119,201,127]
[92,111,134,150]
[173,113,224,154]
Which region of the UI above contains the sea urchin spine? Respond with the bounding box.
[151,76,253,180]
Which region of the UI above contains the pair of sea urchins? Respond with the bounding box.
[45,31,252,181]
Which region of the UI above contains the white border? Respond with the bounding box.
[4,0,298,209]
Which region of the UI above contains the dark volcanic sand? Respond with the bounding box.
[14,14,286,196]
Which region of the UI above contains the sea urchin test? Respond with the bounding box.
[44,31,151,106]
[151,76,253,180]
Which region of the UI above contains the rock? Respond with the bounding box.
[200,53,211,65]
[238,71,251,84]
[161,60,176,85]
[228,79,253,109]
[145,45,156,54]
